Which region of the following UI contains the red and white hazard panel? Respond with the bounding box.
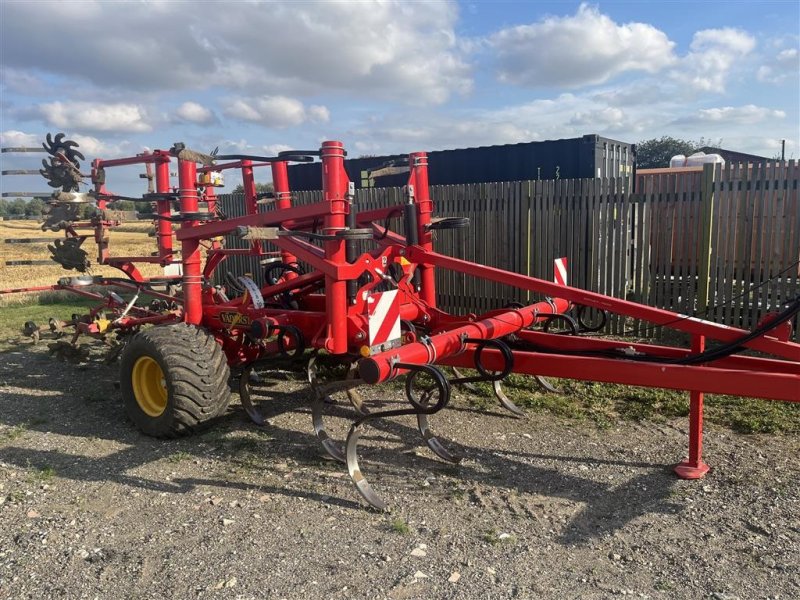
[367,289,401,348]
[554,257,568,286]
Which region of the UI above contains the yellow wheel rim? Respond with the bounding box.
[131,356,168,417]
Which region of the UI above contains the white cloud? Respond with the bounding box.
[675,28,756,91]
[175,101,214,124]
[262,144,294,157]
[223,96,329,128]
[488,3,676,88]
[0,130,40,147]
[569,107,629,130]
[0,130,132,159]
[68,134,130,157]
[0,0,470,105]
[757,47,799,84]
[0,68,49,95]
[690,105,786,125]
[307,105,330,124]
[37,102,152,133]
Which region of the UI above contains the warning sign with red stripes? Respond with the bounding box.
[367,290,401,347]
[554,257,568,286]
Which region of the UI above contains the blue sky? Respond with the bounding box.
[1,0,798,194]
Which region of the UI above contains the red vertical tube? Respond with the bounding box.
[320,141,349,354]
[411,152,436,307]
[178,159,202,325]
[674,334,710,479]
[270,160,298,278]
[241,159,261,255]
[154,153,173,259]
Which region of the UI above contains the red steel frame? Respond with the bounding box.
[4,140,798,481]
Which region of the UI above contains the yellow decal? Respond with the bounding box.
[219,312,252,326]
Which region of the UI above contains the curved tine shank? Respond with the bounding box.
[417,413,461,463]
[346,423,389,511]
[239,366,267,426]
[451,366,479,393]
[345,363,369,415]
[492,379,527,417]
[311,395,347,463]
[534,375,562,394]
[307,357,346,463]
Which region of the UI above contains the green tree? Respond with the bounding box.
[7,198,27,216]
[232,182,274,194]
[78,203,98,219]
[636,136,726,168]
[25,197,45,217]
[110,200,137,212]
[0,199,8,218]
[635,136,697,169]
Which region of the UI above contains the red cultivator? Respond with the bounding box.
[2,136,798,510]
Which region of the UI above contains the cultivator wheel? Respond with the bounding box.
[120,323,231,438]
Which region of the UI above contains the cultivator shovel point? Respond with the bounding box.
[1,134,798,511]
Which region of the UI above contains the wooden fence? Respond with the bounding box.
[217,159,799,340]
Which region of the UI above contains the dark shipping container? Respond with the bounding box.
[287,134,635,191]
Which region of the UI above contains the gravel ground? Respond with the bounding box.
[0,345,798,599]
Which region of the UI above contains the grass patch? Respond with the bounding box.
[35,465,56,481]
[462,371,800,434]
[483,529,517,545]
[1,425,27,441]
[0,296,97,352]
[167,451,191,464]
[389,517,411,534]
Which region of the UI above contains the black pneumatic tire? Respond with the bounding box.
[120,323,231,438]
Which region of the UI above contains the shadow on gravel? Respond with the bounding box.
[0,347,681,543]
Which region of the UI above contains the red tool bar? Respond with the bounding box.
[356,205,404,225]
[271,237,330,275]
[94,279,182,304]
[515,329,800,375]
[359,298,569,383]
[206,248,258,256]
[260,270,324,299]
[175,200,344,241]
[107,256,174,264]
[439,348,800,403]
[0,285,61,295]
[96,153,169,168]
[198,161,271,172]
[113,313,180,328]
[407,247,800,361]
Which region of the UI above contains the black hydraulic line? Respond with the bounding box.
[509,296,800,365]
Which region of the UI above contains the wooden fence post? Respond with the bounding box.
[697,163,716,314]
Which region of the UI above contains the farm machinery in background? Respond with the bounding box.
[1,134,798,510]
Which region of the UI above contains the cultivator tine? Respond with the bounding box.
[416,413,460,463]
[344,363,453,511]
[346,423,388,511]
[238,366,267,426]
[492,379,527,417]
[450,366,479,393]
[533,375,562,394]
[312,399,347,463]
[345,364,369,415]
[308,355,347,463]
